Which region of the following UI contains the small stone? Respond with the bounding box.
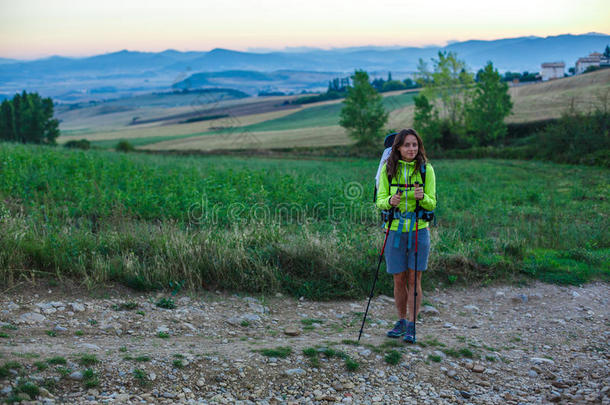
[247,302,268,314]
[69,371,83,380]
[463,305,479,312]
[447,370,457,378]
[433,350,447,360]
[285,368,305,375]
[79,343,101,350]
[528,370,538,378]
[243,313,261,322]
[421,305,439,315]
[53,325,67,332]
[18,312,46,324]
[572,291,580,298]
[531,357,555,366]
[71,302,86,312]
[226,317,242,326]
[359,349,372,357]
[149,372,156,381]
[511,294,528,304]
[460,391,472,399]
[472,364,485,373]
[6,302,19,311]
[378,295,394,304]
[552,380,569,388]
[388,375,399,383]
[284,327,300,336]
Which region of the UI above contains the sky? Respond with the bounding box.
[1,0,609,60]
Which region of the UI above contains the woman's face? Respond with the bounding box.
[398,134,418,161]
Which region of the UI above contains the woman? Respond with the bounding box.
[376,128,436,343]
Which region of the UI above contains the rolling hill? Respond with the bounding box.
[57,69,610,152]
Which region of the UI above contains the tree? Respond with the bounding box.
[413,94,440,143]
[604,45,610,58]
[416,51,474,129]
[403,78,417,88]
[339,70,388,147]
[466,62,513,146]
[382,80,407,92]
[0,91,59,144]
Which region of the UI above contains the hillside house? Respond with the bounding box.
[541,62,565,81]
[575,52,603,74]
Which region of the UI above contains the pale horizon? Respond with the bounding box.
[1,0,609,60]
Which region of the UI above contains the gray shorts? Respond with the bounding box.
[384,228,430,274]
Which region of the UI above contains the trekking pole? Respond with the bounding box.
[412,183,420,342]
[358,189,402,342]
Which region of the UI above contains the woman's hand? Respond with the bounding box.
[414,184,424,200]
[389,190,403,207]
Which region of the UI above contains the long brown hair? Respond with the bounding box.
[386,128,428,181]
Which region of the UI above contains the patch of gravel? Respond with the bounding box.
[0,281,608,404]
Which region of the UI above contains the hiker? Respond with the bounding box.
[375,128,436,343]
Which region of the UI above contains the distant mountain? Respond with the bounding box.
[0,57,18,65]
[0,33,607,102]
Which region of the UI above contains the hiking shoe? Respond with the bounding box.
[403,321,416,344]
[386,319,407,338]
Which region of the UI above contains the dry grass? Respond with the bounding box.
[58,109,297,143]
[507,69,610,123]
[140,125,351,151]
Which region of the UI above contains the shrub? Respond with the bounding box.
[64,139,91,150]
[115,140,135,152]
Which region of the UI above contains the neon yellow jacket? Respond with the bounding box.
[376,160,436,231]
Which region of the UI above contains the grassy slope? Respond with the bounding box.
[1,142,608,296]
[58,90,416,150]
[56,69,610,151]
[139,92,417,150]
[507,68,610,123]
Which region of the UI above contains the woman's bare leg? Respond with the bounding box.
[406,269,423,323]
[393,271,408,319]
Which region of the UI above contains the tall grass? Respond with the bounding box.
[0,142,608,297]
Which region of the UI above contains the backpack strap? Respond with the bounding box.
[420,163,426,188]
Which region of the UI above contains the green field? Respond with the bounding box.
[83,92,417,149]
[241,92,417,132]
[1,142,608,297]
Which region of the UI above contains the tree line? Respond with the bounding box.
[0,91,59,144]
[340,51,513,149]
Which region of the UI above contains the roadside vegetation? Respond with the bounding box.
[0,143,607,298]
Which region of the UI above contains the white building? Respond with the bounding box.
[541,62,565,81]
[575,52,603,74]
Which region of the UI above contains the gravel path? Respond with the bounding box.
[1,281,608,404]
